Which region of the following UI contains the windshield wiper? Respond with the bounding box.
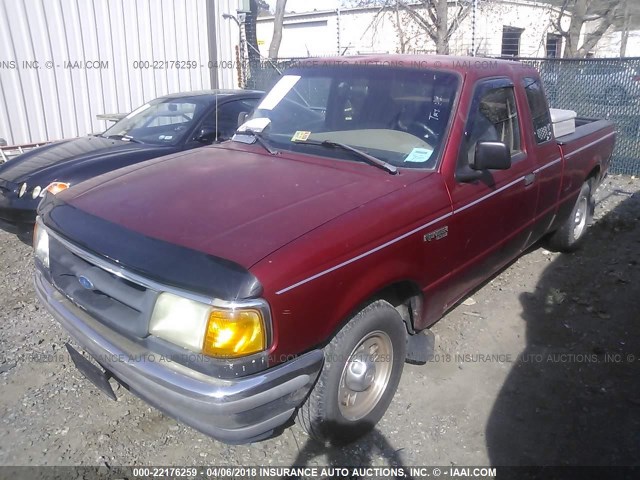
[106,134,143,144]
[233,129,279,155]
[293,139,398,175]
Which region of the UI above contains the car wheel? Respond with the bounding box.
[547,180,593,252]
[297,300,407,445]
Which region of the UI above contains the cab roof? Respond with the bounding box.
[290,54,540,79]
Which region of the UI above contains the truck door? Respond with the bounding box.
[520,76,564,243]
[442,78,538,310]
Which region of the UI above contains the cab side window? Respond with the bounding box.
[522,77,553,143]
[464,85,522,165]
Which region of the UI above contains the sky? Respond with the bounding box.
[265,0,340,13]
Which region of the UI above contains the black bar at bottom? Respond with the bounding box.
[0,466,639,480]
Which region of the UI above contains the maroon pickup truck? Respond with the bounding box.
[33,56,615,445]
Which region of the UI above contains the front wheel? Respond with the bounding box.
[547,180,593,252]
[296,300,407,445]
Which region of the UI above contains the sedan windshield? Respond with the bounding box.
[103,98,209,145]
[247,65,459,169]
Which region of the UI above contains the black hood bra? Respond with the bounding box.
[39,195,263,301]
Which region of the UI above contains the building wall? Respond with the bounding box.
[256,1,571,59]
[256,10,340,58]
[590,27,640,58]
[466,1,563,57]
[0,0,239,146]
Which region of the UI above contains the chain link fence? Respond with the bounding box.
[244,56,640,175]
[516,57,640,175]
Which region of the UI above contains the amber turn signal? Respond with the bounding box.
[203,309,266,358]
[45,182,70,195]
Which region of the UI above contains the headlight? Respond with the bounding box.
[44,182,70,195]
[19,182,27,197]
[33,219,50,268]
[149,293,210,352]
[149,292,269,358]
[32,186,42,199]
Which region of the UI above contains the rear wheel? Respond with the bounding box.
[297,300,406,445]
[547,180,593,252]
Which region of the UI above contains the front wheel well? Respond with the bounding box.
[369,281,424,334]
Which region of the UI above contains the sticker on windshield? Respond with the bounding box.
[404,147,433,163]
[291,131,311,142]
[257,75,302,111]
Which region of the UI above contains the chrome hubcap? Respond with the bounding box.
[338,331,393,421]
[573,196,588,240]
[344,356,377,392]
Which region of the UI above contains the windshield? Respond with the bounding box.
[103,98,209,145]
[247,66,459,169]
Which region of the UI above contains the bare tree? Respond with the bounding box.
[245,0,270,65]
[619,0,630,57]
[393,3,409,53]
[268,0,288,59]
[345,0,471,55]
[552,0,621,58]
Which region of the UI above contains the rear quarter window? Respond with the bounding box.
[523,77,553,143]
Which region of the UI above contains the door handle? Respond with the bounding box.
[524,173,536,186]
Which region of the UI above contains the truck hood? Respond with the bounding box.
[63,145,403,268]
[0,136,174,184]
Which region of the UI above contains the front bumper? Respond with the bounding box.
[34,270,323,444]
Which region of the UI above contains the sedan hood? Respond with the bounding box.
[62,145,403,268]
[0,136,173,184]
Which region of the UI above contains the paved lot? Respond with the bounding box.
[0,175,639,468]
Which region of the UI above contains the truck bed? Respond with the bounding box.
[555,117,615,146]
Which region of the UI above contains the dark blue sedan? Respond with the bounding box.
[0,89,262,241]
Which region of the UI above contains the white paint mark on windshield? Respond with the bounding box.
[258,75,302,111]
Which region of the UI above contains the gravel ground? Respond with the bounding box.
[0,174,639,468]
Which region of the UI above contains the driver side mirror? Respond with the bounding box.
[472,141,511,171]
[195,126,217,144]
[456,141,511,182]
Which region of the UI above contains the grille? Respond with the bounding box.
[49,236,159,338]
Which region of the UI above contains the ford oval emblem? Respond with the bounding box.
[78,275,95,290]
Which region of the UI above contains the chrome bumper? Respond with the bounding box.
[34,270,323,444]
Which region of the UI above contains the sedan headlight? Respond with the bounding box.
[33,219,50,268]
[19,182,27,198]
[149,292,269,358]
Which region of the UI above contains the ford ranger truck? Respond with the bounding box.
[33,56,615,445]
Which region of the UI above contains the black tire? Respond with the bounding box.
[547,181,593,252]
[297,300,407,445]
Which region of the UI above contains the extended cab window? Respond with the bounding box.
[464,85,521,165]
[523,77,553,143]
